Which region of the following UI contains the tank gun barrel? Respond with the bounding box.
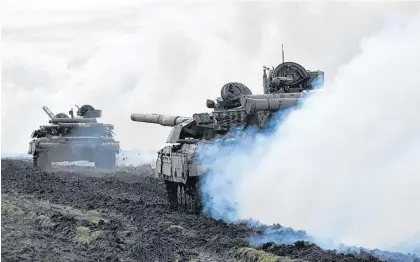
[131,113,192,127]
[42,106,55,119]
[40,123,114,130]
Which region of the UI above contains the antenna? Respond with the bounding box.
[281,44,285,79]
[282,44,285,64]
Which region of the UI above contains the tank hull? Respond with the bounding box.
[29,137,119,169]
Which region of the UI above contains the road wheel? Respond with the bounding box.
[165,181,177,210]
[33,154,38,168]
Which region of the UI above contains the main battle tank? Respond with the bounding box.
[28,104,120,170]
[131,60,324,212]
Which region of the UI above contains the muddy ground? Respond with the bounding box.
[1,159,418,262]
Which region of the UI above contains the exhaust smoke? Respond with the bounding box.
[199,14,420,255]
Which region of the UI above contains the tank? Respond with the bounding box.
[131,59,324,212]
[28,104,120,170]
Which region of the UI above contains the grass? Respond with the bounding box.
[1,199,25,216]
[75,226,91,245]
[235,247,283,262]
[90,216,102,226]
[168,225,184,233]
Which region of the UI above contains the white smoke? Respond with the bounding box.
[2,1,420,157]
[201,13,420,254]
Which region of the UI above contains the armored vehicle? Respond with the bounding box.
[28,104,120,170]
[131,60,324,212]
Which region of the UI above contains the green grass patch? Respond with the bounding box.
[1,199,25,216]
[234,247,282,262]
[75,226,91,245]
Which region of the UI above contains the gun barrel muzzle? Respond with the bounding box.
[131,113,192,127]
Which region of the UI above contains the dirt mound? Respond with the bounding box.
[1,159,416,261]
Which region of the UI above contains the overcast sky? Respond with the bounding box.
[2,0,420,154]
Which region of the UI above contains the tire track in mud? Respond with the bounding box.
[1,159,416,262]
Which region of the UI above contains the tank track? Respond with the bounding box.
[165,179,202,214]
[32,152,51,170]
[32,154,38,168]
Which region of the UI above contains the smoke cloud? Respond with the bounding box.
[2,1,420,156]
[199,13,420,255]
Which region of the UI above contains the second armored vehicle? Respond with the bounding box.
[131,60,324,212]
[28,104,120,170]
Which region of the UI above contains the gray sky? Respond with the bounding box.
[2,0,420,154]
